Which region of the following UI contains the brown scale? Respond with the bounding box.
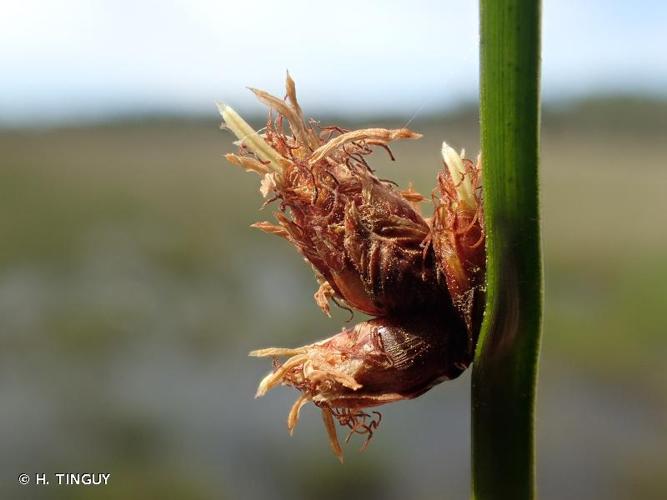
[221,74,485,461]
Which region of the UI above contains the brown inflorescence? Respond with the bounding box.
[220,74,485,461]
[432,145,486,344]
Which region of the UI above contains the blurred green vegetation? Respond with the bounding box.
[1,96,666,499]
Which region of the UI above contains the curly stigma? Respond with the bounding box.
[220,74,485,460]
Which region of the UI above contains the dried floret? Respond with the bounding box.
[432,144,486,339]
[219,74,485,460]
[250,313,469,462]
[219,75,448,317]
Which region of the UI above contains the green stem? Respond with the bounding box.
[472,1,542,499]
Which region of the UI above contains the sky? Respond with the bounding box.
[0,0,665,125]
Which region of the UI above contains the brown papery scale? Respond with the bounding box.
[219,74,485,461]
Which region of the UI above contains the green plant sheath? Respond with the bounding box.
[473,0,542,499]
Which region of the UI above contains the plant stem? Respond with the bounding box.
[472,0,542,498]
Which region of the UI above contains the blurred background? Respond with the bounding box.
[1,1,665,499]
